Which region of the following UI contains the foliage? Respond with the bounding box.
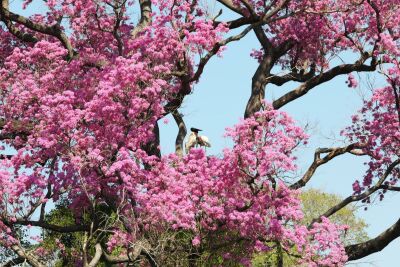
[300,189,368,245]
[253,189,369,266]
[0,0,399,266]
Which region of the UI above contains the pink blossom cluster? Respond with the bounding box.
[346,73,358,88]
[343,65,400,195]
[245,0,400,69]
[0,0,227,253]
[2,0,388,264]
[136,106,347,265]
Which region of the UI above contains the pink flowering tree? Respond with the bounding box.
[0,0,399,266]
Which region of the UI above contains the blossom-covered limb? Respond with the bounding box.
[0,0,74,59]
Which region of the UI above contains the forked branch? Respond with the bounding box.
[291,143,366,189]
[272,60,377,109]
[0,0,74,59]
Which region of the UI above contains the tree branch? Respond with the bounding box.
[14,220,90,233]
[87,243,103,267]
[10,244,45,267]
[164,25,253,115]
[0,0,74,59]
[216,0,244,15]
[272,61,376,109]
[172,110,187,157]
[379,185,400,191]
[290,143,365,189]
[131,0,152,37]
[0,16,37,43]
[101,243,158,266]
[267,64,316,86]
[142,122,161,158]
[190,24,253,83]
[244,36,295,118]
[346,218,400,261]
[312,159,400,224]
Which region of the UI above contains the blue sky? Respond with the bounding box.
[9,1,400,266]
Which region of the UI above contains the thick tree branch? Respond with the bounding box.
[226,16,259,29]
[291,143,365,189]
[379,185,400,191]
[0,0,74,59]
[10,244,45,267]
[87,243,103,267]
[102,243,158,266]
[217,0,245,15]
[131,0,152,37]
[388,79,400,124]
[267,64,316,86]
[346,218,400,261]
[14,219,90,233]
[0,17,37,43]
[244,33,295,118]
[272,61,377,109]
[172,110,187,157]
[142,122,161,158]
[164,79,190,114]
[110,2,125,56]
[253,25,274,52]
[0,118,31,141]
[219,0,290,29]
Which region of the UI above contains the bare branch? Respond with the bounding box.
[312,159,400,224]
[131,0,152,37]
[244,38,295,118]
[267,64,316,86]
[272,60,377,109]
[87,243,103,267]
[216,0,244,15]
[291,143,366,189]
[9,244,45,267]
[14,219,90,233]
[102,243,158,266]
[225,16,259,29]
[0,17,37,43]
[172,110,187,157]
[244,36,296,118]
[102,250,130,263]
[346,218,400,261]
[219,0,291,29]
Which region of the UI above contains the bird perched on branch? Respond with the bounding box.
[185,127,211,153]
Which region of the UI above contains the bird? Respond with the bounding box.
[185,127,211,153]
